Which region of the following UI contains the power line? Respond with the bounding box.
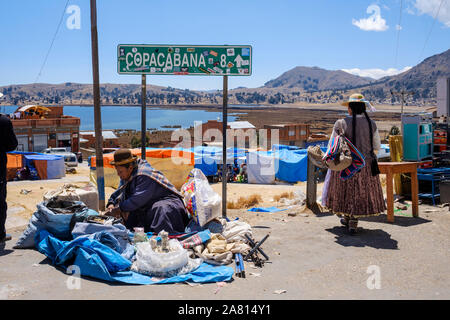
[394,0,403,68]
[418,0,445,63]
[34,0,70,84]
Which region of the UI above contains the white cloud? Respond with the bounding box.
[414,0,450,27]
[406,4,416,15]
[352,4,389,31]
[341,66,412,79]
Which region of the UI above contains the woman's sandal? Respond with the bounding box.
[348,219,358,235]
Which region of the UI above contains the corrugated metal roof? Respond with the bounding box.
[228,121,255,129]
[81,131,118,139]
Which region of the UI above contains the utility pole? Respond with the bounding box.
[222,75,228,218]
[90,0,105,211]
[390,89,415,117]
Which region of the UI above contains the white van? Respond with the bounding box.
[43,148,78,167]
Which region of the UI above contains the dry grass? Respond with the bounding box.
[273,191,294,202]
[227,194,262,209]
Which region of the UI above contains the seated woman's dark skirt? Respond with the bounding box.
[124,196,190,234]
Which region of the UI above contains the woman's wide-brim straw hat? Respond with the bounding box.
[110,148,137,166]
[341,93,376,112]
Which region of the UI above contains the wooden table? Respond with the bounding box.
[378,162,419,223]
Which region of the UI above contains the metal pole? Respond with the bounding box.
[306,154,317,209]
[222,75,228,218]
[141,74,146,160]
[401,92,405,117]
[391,90,414,119]
[90,0,105,211]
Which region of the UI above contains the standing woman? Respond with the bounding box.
[0,113,18,243]
[322,93,386,234]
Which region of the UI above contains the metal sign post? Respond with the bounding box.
[117,44,252,219]
[141,74,146,159]
[222,75,228,218]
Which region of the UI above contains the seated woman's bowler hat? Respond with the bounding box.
[110,149,137,166]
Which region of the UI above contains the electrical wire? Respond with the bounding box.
[394,0,403,68]
[417,0,446,63]
[34,0,70,84]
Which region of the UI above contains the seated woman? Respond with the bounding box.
[105,149,190,234]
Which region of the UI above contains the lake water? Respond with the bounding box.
[1,105,243,131]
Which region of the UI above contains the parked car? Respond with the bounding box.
[103,148,119,154]
[43,147,67,153]
[43,148,78,167]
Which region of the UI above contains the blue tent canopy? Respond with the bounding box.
[272,144,301,151]
[190,147,247,176]
[23,154,64,162]
[248,147,327,183]
[275,149,308,182]
[23,154,65,180]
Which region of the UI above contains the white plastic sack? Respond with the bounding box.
[278,188,306,206]
[43,183,99,212]
[197,233,251,265]
[131,239,190,277]
[221,219,252,243]
[181,168,221,227]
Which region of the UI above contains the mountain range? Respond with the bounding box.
[1,48,449,107]
[263,66,375,91]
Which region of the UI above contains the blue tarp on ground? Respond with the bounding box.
[247,206,287,213]
[35,230,234,285]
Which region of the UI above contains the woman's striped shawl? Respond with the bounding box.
[117,159,182,199]
[323,134,366,181]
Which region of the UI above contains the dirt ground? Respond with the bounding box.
[233,104,421,139]
[176,103,426,139]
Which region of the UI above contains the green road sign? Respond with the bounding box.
[117,44,252,76]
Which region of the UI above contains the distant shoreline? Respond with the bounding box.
[1,102,430,113]
[61,103,272,111]
[1,103,263,110]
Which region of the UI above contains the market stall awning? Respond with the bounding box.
[17,105,51,114]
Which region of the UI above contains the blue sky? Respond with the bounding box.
[0,0,449,90]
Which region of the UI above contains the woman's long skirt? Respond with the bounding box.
[322,164,386,218]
